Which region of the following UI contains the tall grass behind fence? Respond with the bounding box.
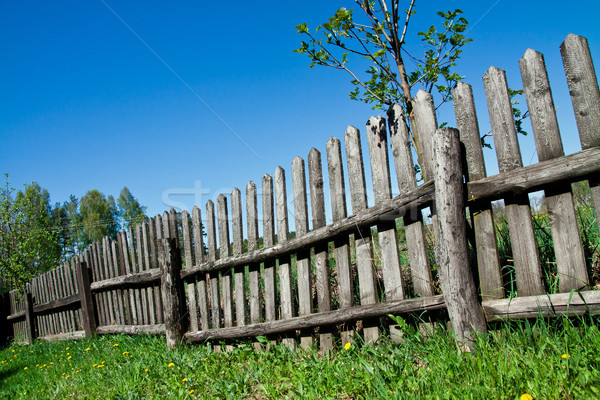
[3,33,600,349]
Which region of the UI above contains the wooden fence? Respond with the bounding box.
[5,33,600,350]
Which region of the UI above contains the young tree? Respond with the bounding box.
[0,175,61,289]
[117,187,147,230]
[295,1,471,173]
[79,189,120,246]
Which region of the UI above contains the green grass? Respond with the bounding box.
[2,316,600,399]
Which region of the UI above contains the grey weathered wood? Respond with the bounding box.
[231,188,246,327]
[159,237,186,348]
[135,225,149,324]
[54,266,68,332]
[275,166,295,348]
[118,231,134,324]
[308,148,334,351]
[127,227,142,324]
[560,33,600,232]
[483,290,600,321]
[262,174,277,322]
[344,126,379,343]
[467,147,600,200]
[182,210,198,331]
[100,239,113,326]
[97,324,166,336]
[39,330,86,342]
[217,194,234,328]
[89,244,102,328]
[326,138,353,310]
[110,240,124,325]
[366,116,405,301]
[91,269,162,291]
[452,83,504,299]
[291,156,314,349]
[206,200,221,329]
[64,263,77,331]
[433,127,488,347]
[520,48,589,292]
[186,295,446,343]
[192,207,209,330]
[483,66,544,296]
[154,215,165,324]
[142,221,157,324]
[412,90,438,182]
[246,181,261,324]
[76,261,97,338]
[24,288,35,344]
[387,104,434,298]
[105,238,119,325]
[169,208,180,244]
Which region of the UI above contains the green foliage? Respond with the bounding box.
[79,190,120,247]
[117,187,147,230]
[295,1,472,111]
[0,175,61,290]
[2,317,600,398]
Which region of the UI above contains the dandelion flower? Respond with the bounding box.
[85,348,90,351]
[113,344,119,347]
[123,351,129,355]
[190,390,195,394]
[145,369,149,372]
[561,354,570,359]
[168,362,175,367]
[344,343,352,350]
[520,394,533,400]
[93,364,97,367]
[186,358,191,361]
[65,375,70,379]
[66,347,70,350]
[23,367,27,370]
[76,370,80,373]
[68,356,72,360]
[182,378,188,382]
[97,365,104,368]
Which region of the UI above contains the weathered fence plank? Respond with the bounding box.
[560,34,600,227]
[182,210,198,332]
[160,237,186,348]
[76,261,97,338]
[262,174,277,324]
[231,188,246,328]
[520,48,589,291]
[433,127,487,348]
[206,200,221,330]
[246,181,262,326]
[308,148,334,351]
[387,104,434,298]
[483,66,544,296]
[217,194,234,328]
[452,83,504,299]
[344,126,380,343]
[192,207,209,330]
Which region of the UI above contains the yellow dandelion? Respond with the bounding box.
[123,351,129,355]
[11,350,14,352]
[50,362,53,365]
[92,364,97,367]
[520,394,533,400]
[23,367,28,370]
[66,353,70,355]
[68,356,72,360]
[168,362,175,367]
[76,370,80,373]
[62,373,65,376]
[186,358,191,361]
[101,361,105,364]
[182,378,188,382]
[145,369,149,372]
[85,348,90,351]
[42,364,47,367]
[113,343,119,347]
[562,354,570,359]
[190,390,195,394]
[97,365,104,368]
[36,364,39,367]
[65,375,70,379]
[30,350,33,353]
[344,342,352,350]
[66,347,70,350]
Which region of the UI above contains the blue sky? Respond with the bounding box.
[1,1,599,227]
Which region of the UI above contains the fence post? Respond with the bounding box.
[159,237,186,348]
[433,127,487,350]
[76,261,97,338]
[0,292,11,346]
[24,286,36,345]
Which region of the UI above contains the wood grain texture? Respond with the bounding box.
[292,156,314,349]
[231,188,247,328]
[159,238,186,348]
[412,90,438,182]
[366,116,405,301]
[192,207,209,330]
[344,126,379,344]
[262,174,277,323]
[76,261,97,338]
[217,194,234,328]
[387,104,434,298]
[182,210,198,331]
[186,295,446,343]
[206,200,221,329]
[452,83,504,299]
[520,48,589,292]
[97,324,165,336]
[560,33,600,235]
[433,127,487,346]
[483,66,544,297]
[246,181,262,324]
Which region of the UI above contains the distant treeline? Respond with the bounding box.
[0,174,147,290]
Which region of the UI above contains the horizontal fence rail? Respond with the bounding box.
[5,34,600,351]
